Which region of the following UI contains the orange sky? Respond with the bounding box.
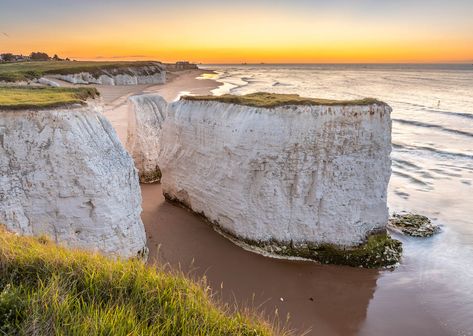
[1,1,472,63]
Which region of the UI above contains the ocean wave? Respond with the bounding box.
[437,162,473,172]
[393,142,473,161]
[392,118,473,138]
[424,109,473,120]
[428,168,463,178]
[227,76,251,93]
[272,81,292,87]
[392,170,433,189]
[392,158,422,170]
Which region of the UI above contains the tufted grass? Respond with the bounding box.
[0,61,161,82]
[181,92,385,108]
[0,227,279,335]
[0,86,99,110]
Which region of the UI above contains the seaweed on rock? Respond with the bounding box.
[139,168,162,184]
[389,213,440,237]
[164,193,402,268]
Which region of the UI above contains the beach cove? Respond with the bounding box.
[98,66,472,335]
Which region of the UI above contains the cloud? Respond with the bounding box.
[2,32,9,37]
[94,55,147,59]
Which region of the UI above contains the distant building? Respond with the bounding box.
[0,53,31,62]
[165,61,198,71]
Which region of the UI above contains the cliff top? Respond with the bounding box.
[0,86,99,110]
[181,92,385,108]
[0,61,163,82]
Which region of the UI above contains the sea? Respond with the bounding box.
[200,64,473,335]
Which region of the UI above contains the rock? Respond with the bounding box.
[52,64,166,86]
[0,104,147,258]
[159,93,399,267]
[37,77,60,87]
[388,213,440,237]
[126,94,167,183]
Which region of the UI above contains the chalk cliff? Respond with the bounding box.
[159,94,396,265]
[52,64,166,85]
[127,94,167,183]
[37,77,60,87]
[0,104,147,258]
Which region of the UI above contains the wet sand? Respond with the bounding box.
[141,183,377,335]
[141,183,448,336]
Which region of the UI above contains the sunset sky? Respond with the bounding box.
[1,0,472,63]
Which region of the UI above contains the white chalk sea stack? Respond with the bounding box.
[127,94,167,183]
[0,104,147,258]
[159,93,400,267]
[52,64,166,86]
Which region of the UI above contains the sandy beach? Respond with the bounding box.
[98,69,220,144]
[141,183,379,336]
[141,184,446,336]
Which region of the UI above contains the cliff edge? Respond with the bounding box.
[51,63,166,85]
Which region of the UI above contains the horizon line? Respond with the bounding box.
[196,62,473,65]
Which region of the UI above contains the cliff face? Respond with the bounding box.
[159,99,392,248]
[127,94,167,183]
[0,104,147,258]
[52,64,166,85]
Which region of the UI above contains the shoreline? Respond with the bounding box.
[99,68,221,144]
[141,184,377,336]
[104,68,453,335]
[163,192,402,269]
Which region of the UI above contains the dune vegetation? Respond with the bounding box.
[0,86,99,110]
[181,92,384,108]
[0,61,161,82]
[0,226,280,335]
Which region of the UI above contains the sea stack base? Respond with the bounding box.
[164,193,402,268]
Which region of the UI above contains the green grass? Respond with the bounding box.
[181,92,385,108]
[0,86,99,110]
[0,227,280,335]
[0,61,161,82]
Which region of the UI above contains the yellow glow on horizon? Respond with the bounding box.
[2,6,472,63]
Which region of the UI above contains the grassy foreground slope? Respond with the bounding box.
[0,61,160,82]
[0,227,278,335]
[182,92,385,108]
[0,86,99,110]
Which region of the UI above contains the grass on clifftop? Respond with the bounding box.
[0,61,160,82]
[182,92,384,108]
[0,227,278,335]
[0,86,99,110]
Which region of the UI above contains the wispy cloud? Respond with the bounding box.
[2,32,9,37]
[94,55,147,59]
